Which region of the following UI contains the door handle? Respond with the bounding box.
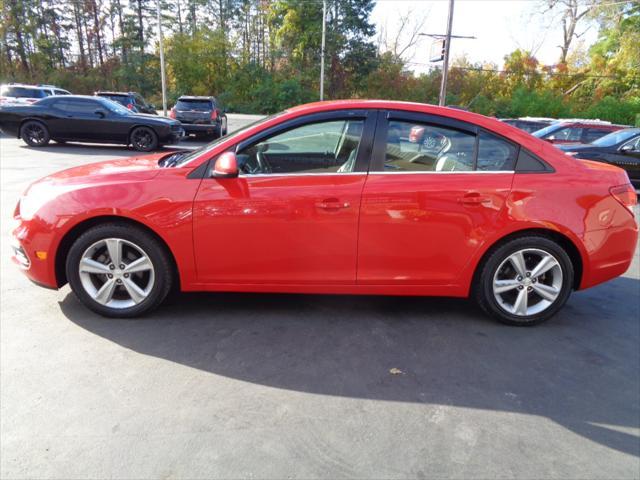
[316,198,350,210]
[459,192,490,205]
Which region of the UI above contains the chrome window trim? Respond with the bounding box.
[240,172,366,178]
[368,170,516,175]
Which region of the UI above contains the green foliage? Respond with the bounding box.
[0,0,637,122]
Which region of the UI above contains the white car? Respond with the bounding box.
[0,84,71,106]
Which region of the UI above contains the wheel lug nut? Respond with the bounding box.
[116,279,122,284]
[518,285,524,290]
[517,276,523,281]
[119,264,125,270]
[124,273,129,278]
[109,264,115,270]
[526,272,531,277]
[532,278,537,283]
[107,273,113,278]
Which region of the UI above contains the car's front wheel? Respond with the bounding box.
[66,223,173,318]
[474,236,574,326]
[21,121,50,147]
[130,126,158,152]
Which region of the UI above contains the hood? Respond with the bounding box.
[558,143,602,152]
[130,113,180,126]
[28,152,170,191]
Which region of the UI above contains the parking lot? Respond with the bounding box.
[1,113,639,478]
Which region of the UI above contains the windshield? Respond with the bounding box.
[532,123,562,138]
[99,97,132,115]
[171,113,281,167]
[592,129,640,147]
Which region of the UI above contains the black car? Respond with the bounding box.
[0,95,184,151]
[94,91,157,115]
[501,118,555,133]
[169,96,227,138]
[559,128,640,186]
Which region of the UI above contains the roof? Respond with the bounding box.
[95,91,135,96]
[177,96,217,100]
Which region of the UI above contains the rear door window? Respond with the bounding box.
[477,132,518,171]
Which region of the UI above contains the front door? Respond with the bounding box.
[357,112,516,286]
[192,111,375,285]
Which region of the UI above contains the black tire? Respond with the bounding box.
[66,223,173,318]
[473,235,574,326]
[130,126,158,152]
[21,121,50,147]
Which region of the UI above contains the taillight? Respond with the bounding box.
[610,184,637,214]
[126,103,134,110]
[169,108,176,119]
[211,110,218,121]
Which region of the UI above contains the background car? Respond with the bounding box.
[560,128,640,187]
[533,120,626,145]
[0,95,183,151]
[94,91,157,114]
[168,95,228,138]
[0,83,70,105]
[10,101,638,326]
[500,117,556,133]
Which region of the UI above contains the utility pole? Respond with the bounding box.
[439,0,455,106]
[157,0,167,116]
[320,0,326,101]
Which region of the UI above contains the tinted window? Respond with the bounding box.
[53,99,102,114]
[582,128,607,143]
[477,132,517,171]
[176,99,213,111]
[548,127,582,141]
[384,120,475,172]
[237,119,364,174]
[54,89,70,96]
[515,149,550,172]
[1,86,46,98]
[592,129,640,147]
[98,94,130,105]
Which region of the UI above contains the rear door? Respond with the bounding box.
[357,111,516,286]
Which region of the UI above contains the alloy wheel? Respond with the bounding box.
[25,124,46,145]
[132,129,153,150]
[78,238,155,309]
[492,248,563,316]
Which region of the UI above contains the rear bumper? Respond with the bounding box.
[181,123,219,135]
[580,222,638,289]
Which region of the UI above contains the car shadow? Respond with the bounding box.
[59,275,640,457]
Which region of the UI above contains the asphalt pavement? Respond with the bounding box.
[1,114,639,479]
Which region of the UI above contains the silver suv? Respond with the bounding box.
[0,83,71,106]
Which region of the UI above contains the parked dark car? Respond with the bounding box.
[532,120,626,145]
[501,117,555,133]
[94,91,157,114]
[169,96,227,138]
[0,95,183,151]
[560,128,640,187]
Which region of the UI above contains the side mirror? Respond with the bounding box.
[212,152,239,178]
[620,144,635,153]
[94,109,106,118]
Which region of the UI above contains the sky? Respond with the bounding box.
[371,0,600,71]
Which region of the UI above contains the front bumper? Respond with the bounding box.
[11,217,59,289]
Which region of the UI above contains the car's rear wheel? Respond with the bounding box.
[130,127,158,152]
[474,236,574,326]
[21,121,50,147]
[66,223,173,318]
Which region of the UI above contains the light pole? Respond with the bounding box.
[157,0,167,116]
[320,0,326,101]
[439,0,455,106]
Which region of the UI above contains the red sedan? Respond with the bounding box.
[11,100,638,325]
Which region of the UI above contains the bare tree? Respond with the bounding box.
[378,8,429,62]
[544,0,596,64]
